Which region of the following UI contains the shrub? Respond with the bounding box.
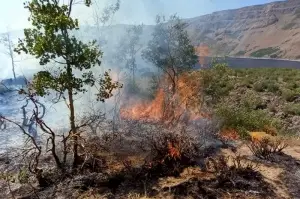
[253,81,266,92]
[215,105,275,138]
[253,80,279,93]
[201,63,234,104]
[250,47,280,58]
[281,88,298,102]
[283,103,300,115]
[247,137,288,159]
[145,129,202,177]
[235,51,246,56]
[206,155,259,187]
[241,90,265,110]
[286,82,298,90]
[270,54,278,58]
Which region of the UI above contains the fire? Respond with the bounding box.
[120,88,165,121]
[120,71,211,125]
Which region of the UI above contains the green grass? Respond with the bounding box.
[250,47,280,58]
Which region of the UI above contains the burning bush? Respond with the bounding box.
[120,70,208,126]
[144,128,202,177]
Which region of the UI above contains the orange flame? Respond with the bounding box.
[120,71,211,125]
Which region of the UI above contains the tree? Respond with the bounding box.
[142,15,198,95]
[93,0,120,46]
[115,24,144,92]
[0,31,18,80]
[15,0,120,167]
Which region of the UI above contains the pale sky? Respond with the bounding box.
[0,0,282,33]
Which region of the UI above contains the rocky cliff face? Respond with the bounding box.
[185,0,300,59]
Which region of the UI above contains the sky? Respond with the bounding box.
[0,0,282,33]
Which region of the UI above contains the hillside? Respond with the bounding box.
[78,0,300,60]
[185,0,300,59]
[3,0,300,66]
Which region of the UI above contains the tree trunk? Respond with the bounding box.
[66,64,79,168]
[7,33,16,80]
[68,87,79,168]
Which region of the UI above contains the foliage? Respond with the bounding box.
[283,103,300,116]
[114,24,144,85]
[200,63,234,104]
[281,88,298,102]
[248,137,288,159]
[250,47,280,58]
[142,14,198,93]
[215,105,275,138]
[235,50,246,56]
[15,0,121,168]
[241,90,266,110]
[253,80,279,93]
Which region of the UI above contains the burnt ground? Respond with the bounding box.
[0,121,299,199]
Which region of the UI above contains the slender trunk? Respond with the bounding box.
[7,34,16,80]
[132,68,135,86]
[66,64,79,167]
[68,87,78,167]
[11,59,16,80]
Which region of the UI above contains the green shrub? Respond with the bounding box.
[253,81,266,92]
[253,80,279,93]
[286,82,298,90]
[250,47,280,58]
[201,63,234,104]
[241,90,265,110]
[281,89,298,102]
[283,103,300,115]
[265,81,280,93]
[215,105,275,138]
[235,51,246,56]
[270,54,278,58]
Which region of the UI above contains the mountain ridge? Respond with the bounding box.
[2,0,300,60]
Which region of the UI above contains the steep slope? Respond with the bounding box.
[185,0,300,59]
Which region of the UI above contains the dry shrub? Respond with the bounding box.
[145,128,202,177]
[263,125,277,136]
[247,137,288,159]
[206,155,259,188]
[77,136,109,172]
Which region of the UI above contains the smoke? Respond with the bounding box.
[0,0,171,150]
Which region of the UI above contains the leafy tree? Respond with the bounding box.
[142,15,198,94]
[115,24,144,93]
[15,0,120,167]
